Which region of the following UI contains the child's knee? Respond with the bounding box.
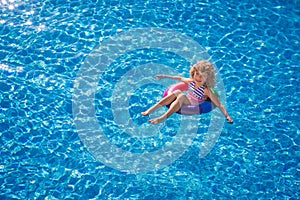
[173,90,182,96]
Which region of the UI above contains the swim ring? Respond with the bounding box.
[163,82,216,115]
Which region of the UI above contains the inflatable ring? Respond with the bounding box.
[163,82,216,115]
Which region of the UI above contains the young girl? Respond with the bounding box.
[142,60,233,124]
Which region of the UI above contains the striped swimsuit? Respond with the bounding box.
[188,82,206,104]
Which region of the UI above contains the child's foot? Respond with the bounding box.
[141,111,150,116]
[149,117,165,125]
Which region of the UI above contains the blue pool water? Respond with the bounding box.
[0,0,299,199]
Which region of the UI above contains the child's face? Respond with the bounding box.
[193,70,206,85]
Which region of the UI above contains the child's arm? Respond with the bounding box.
[206,88,234,124]
[156,74,192,84]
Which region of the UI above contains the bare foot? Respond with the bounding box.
[149,117,165,125]
[141,111,150,116]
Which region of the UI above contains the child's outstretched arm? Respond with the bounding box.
[156,74,192,83]
[207,88,234,124]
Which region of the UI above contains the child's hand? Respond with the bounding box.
[156,74,165,80]
[226,116,234,124]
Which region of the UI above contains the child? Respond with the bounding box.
[142,60,233,124]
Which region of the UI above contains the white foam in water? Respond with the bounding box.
[0,64,23,73]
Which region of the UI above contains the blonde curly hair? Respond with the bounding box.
[190,60,216,88]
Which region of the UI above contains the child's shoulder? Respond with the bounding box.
[181,78,193,84]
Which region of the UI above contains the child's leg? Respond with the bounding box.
[142,90,181,116]
[149,93,191,124]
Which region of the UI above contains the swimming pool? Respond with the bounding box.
[0,0,299,199]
